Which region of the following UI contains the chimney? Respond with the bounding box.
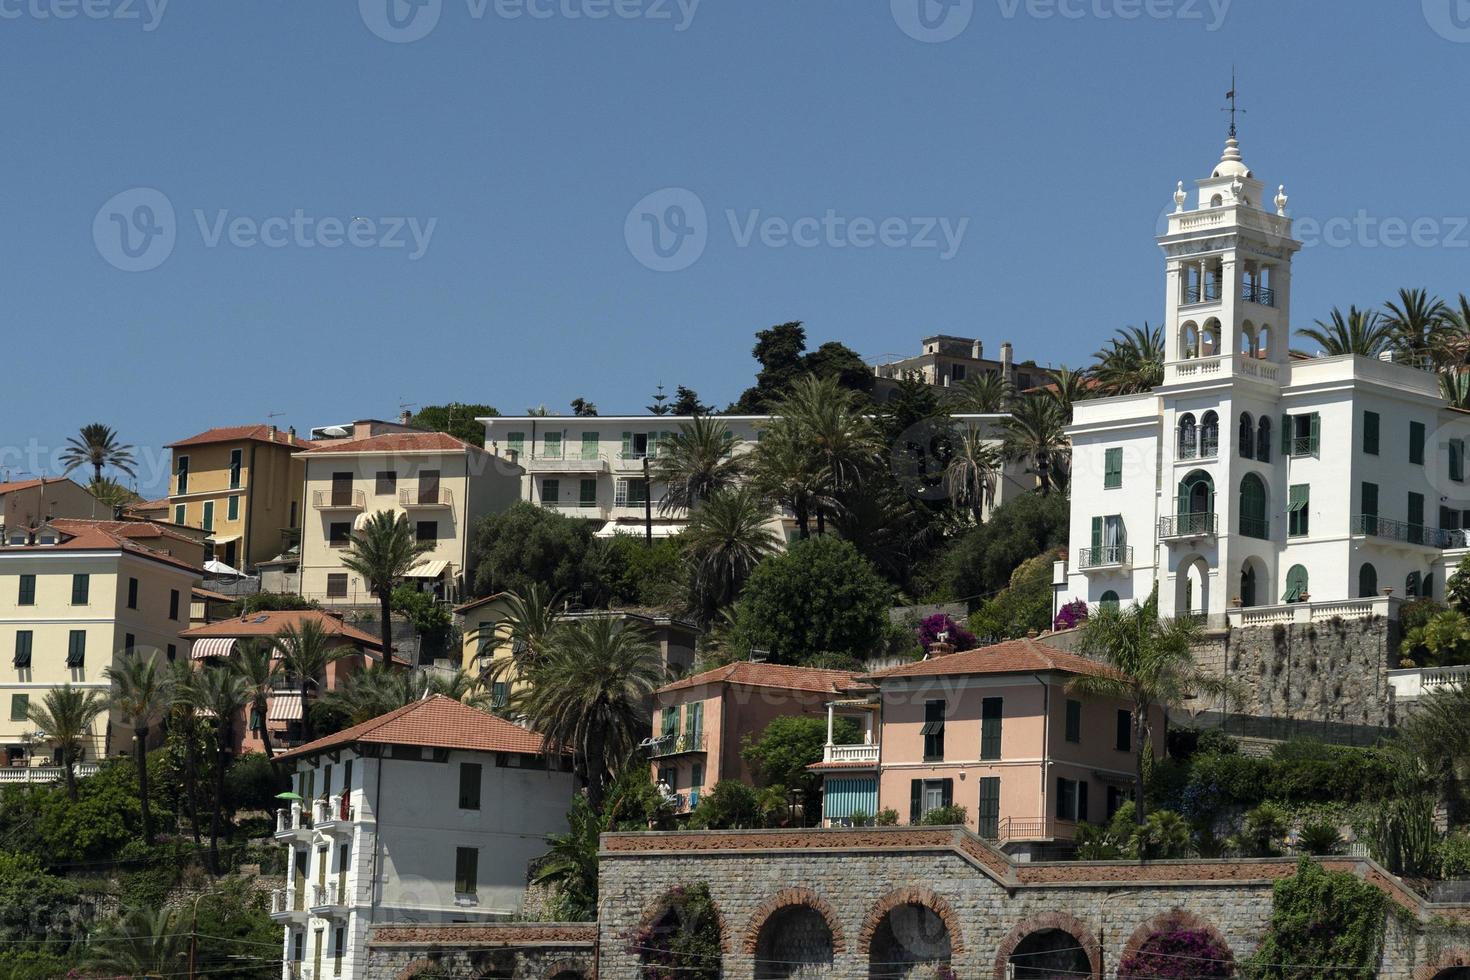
[1026,628,1039,640]
[287,426,297,440]
[399,410,413,426]
[928,641,955,658]
[267,424,277,443]
[971,339,983,360]
[1000,341,1014,378]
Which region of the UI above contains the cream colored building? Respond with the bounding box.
[0,478,109,540]
[295,432,519,606]
[0,520,200,766]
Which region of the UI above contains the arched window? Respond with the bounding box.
[1241,320,1257,357]
[1201,411,1220,457]
[1239,412,1255,459]
[1283,565,1309,603]
[1240,563,1257,607]
[1424,573,1434,599]
[1407,571,1421,598]
[1358,563,1378,598]
[1099,590,1120,612]
[1178,413,1198,460]
[1201,319,1222,357]
[1257,324,1272,358]
[1239,473,1269,539]
[1176,471,1215,534]
[1256,416,1272,463]
[1180,322,1200,359]
[1210,194,1223,207]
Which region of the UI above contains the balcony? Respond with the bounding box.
[1351,515,1453,549]
[524,455,609,474]
[647,731,707,758]
[309,881,348,917]
[614,452,661,473]
[1077,546,1131,572]
[1159,513,1218,541]
[269,887,308,924]
[1181,282,1222,305]
[1388,664,1470,700]
[1241,282,1277,307]
[984,817,1077,843]
[0,763,99,785]
[822,743,880,765]
[274,803,311,841]
[313,489,365,511]
[398,487,453,509]
[312,793,357,836]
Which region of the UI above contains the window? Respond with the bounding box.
[417,470,441,505]
[202,501,214,533]
[1239,474,1269,539]
[1099,590,1120,612]
[176,455,189,494]
[1106,786,1127,820]
[1362,410,1380,455]
[290,500,298,529]
[1287,484,1310,537]
[454,847,478,896]
[1283,564,1309,603]
[124,633,136,656]
[376,471,397,496]
[1056,777,1088,822]
[1088,515,1127,565]
[1425,573,1435,599]
[459,763,482,810]
[1361,481,1379,534]
[506,432,525,457]
[922,700,945,761]
[579,479,598,507]
[293,932,305,963]
[1064,699,1081,743]
[1103,447,1122,489]
[1115,710,1131,751]
[1256,417,1271,463]
[1410,420,1426,465]
[950,363,967,383]
[1359,564,1378,598]
[1409,492,1426,545]
[14,631,32,669]
[169,589,180,621]
[1177,413,1197,459]
[224,448,241,489]
[543,432,563,459]
[908,778,953,823]
[684,701,704,738]
[581,432,600,460]
[127,577,139,609]
[174,503,186,525]
[491,682,508,708]
[1283,412,1320,457]
[1407,571,1422,598]
[1239,412,1254,459]
[1200,411,1220,456]
[1453,439,1466,483]
[328,523,352,547]
[415,521,438,543]
[9,694,28,722]
[542,478,560,504]
[977,777,1000,839]
[227,495,240,521]
[167,643,177,663]
[657,765,677,789]
[660,705,679,737]
[66,630,86,669]
[333,926,345,973]
[71,574,89,605]
[17,575,35,606]
[980,697,1002,760]
[614,478,649,507]
[326,574,349,599]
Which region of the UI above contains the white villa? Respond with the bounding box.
[1064,131,1470,625]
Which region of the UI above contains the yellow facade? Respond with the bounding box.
[456,594,516,702]
[0,540,199,764]
[167,427,306,571]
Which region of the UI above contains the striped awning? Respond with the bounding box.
[266,693,303,721]
[191,638,237,660]
[405,560,448,579]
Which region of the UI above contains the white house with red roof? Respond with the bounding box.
[269,694,573,980]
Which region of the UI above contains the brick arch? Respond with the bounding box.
[636,884,733,954]
[992,911,1101,980]
[858,885,965,956]
[395,958,439,980]
[1118,909,1234,975]
[1416,948,1470,980]
[545,958,593,980]
[741,886,847,955]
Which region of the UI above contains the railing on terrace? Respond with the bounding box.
[1227,595,1398,631]
[823,743,880,764]
[1242,283,1277,307]
[1389,664,1470,700]
[398,487,453,508]
[313,793,353,825]
[312,489,366,511]
[1351,515,1453,548]
[1182,282,1223,304]
[1159,513,1218,539]
[1077,546,1131,570]
[0,763,99,784]
[276,803,310,834]
[1240,517,1270,540]
[647,731,708,757]
[983,817,1077,842]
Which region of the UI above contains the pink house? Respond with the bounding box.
[812,637,1160,856]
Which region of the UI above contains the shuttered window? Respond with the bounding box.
[1363,411,1380,455]
[579,479,598,506]
[581,433,600,460]
[1287,484,1310,537]
[66,630,86,668]
[977,777,1001,839]
[1115,710,1131,751]
[1103,447,1122,489]
[1064,699,1081,743]
[1283,565,1309,603]
[980,698,1003,761]
[458,763,482,810]
[72,574,89,605]
[1410,421,1426,465]
[1452,439,1466,483]
[921,700,945,761]
[13,631,32,669]
[506,433,524,457]
[454,847,478,896]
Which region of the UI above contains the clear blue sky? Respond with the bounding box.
[3,0,1467,494]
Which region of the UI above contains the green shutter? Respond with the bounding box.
[1090,516,1102,553]
[581,432,599,460]
[1065,700,1081,742]
[1308,413,1321,455]
[1281,414,1292,455]
[977,777,1001,839]
[1453,440,1465,482]
[621,431,632,457]
[1104,448,1122,489]
[579,479,598,506]
[909,780,922,824]
[980,698,1003,760]
[1362,482,1378,517]
[1283,565,1308,603]
[1288,484,1309,537]
[1411,421,1426,465]
[1363,411,1380,455]
[1409,492,1425,527]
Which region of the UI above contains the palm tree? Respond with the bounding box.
[943,424,1001,525]
[1443,293,1470,366]
[952,370,1012,413]
[60,423,136,483]
[1003,393,1070,495]
[1443,369,1470,411]
[1070,592,1233,827]
[511,617,664,810]
[751,421,832,539]
[24,684,106,801]
[1042,365,1090,422]
[184,665,251,871]
[322,665,491,725]
[1383,287,1451,365]
[84,905,188,979]
[765,374,882,533]
[1297,306,1391,357]
[1090,324,1165,395]
[230,640,281,760]
[478,585,566,686]
[167,662,205,845]
[272,620,351,745]
[339,512,434,665]
[653,415,743,514]
[682,487,781,622]
[88,476,139,514]
[1397,682,1470,821]
[104,654,171,841]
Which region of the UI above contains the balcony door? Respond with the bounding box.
[419,469,440,505]
[331,472,353,507]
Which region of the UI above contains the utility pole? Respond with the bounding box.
[642,455,653,546]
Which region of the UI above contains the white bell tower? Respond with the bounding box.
[1158,119,1301,378]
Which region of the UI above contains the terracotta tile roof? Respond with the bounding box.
[298,431,476,455]
[166,424,311,449]
[2,520,201,575]
[805,759,880,772]
[191,586,237,602]
[49,518,201,550]
[180,609,383,649]
[274,694,547,761]
[453,592,510,615]
[657,662,860,697]
[0,479,47,495]
[866,637,1124,682]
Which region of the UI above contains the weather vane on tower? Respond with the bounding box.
[1223,68,1245,138]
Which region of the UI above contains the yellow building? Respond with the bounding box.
[0,520,201,766]
[0,478,110,540]
[165,425,309,572]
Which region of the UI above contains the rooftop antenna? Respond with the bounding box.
[1222,67,1245,138]
[266,410,286,421]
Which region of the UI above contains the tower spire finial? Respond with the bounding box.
[1223,67,1245,138]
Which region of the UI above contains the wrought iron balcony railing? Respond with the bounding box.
[1242,283,1276,307]
[1159,513,1218,539]
[1351,515,1452,548]
[647,731,708,757]
[1078,546,1132,569]
[1183,282,1223,304]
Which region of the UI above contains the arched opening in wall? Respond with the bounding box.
[1177,555,1210,618]
[1099,590,1120,613]
[1255,416,1272,462]
[1180,321,1201,359]
[1177,413,1198,459]
[1239,473,1269,539]
[1201,319,1222,357]
[1240,320,1256,357]
[1175,470,1215,536]
[1008,929,1092,980]
[1359,563,1378,598]
[754,905,835,980]
[1200,411,1220,456]
[868,903,951,980]
[1257,324,1273,359]
[1407,570,1422,598]
[1118,915,1235,979]
[637,885,724,980]
[1239,560,1261,608]
[1283,564,1309,604]
[1238,412,1254,459]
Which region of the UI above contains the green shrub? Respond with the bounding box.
[687,781,765,830]
[1437,832,1470,878]
[919,805,968,826]
[1247,858,1386,979]
[847,809,872,827]
[223,752,289,815]
[875,808,899,826]
[1297,821,1344,856]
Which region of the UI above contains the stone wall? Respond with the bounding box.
[364,923,596,980]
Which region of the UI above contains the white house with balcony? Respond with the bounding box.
[1064,130,1470,625]
[269,695,572,980]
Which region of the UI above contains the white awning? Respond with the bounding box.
[203,559,243,577]
[266,692,302,721]
[208,534,241,546]
[191,638,237,660]
[405,560,449,579]
[594,523,688,539]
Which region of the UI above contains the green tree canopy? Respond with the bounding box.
[742,714,860,804]
[730,322,872,412]
[935,491,1068,601]
[410,402,499,446]
[471,502,601,601]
